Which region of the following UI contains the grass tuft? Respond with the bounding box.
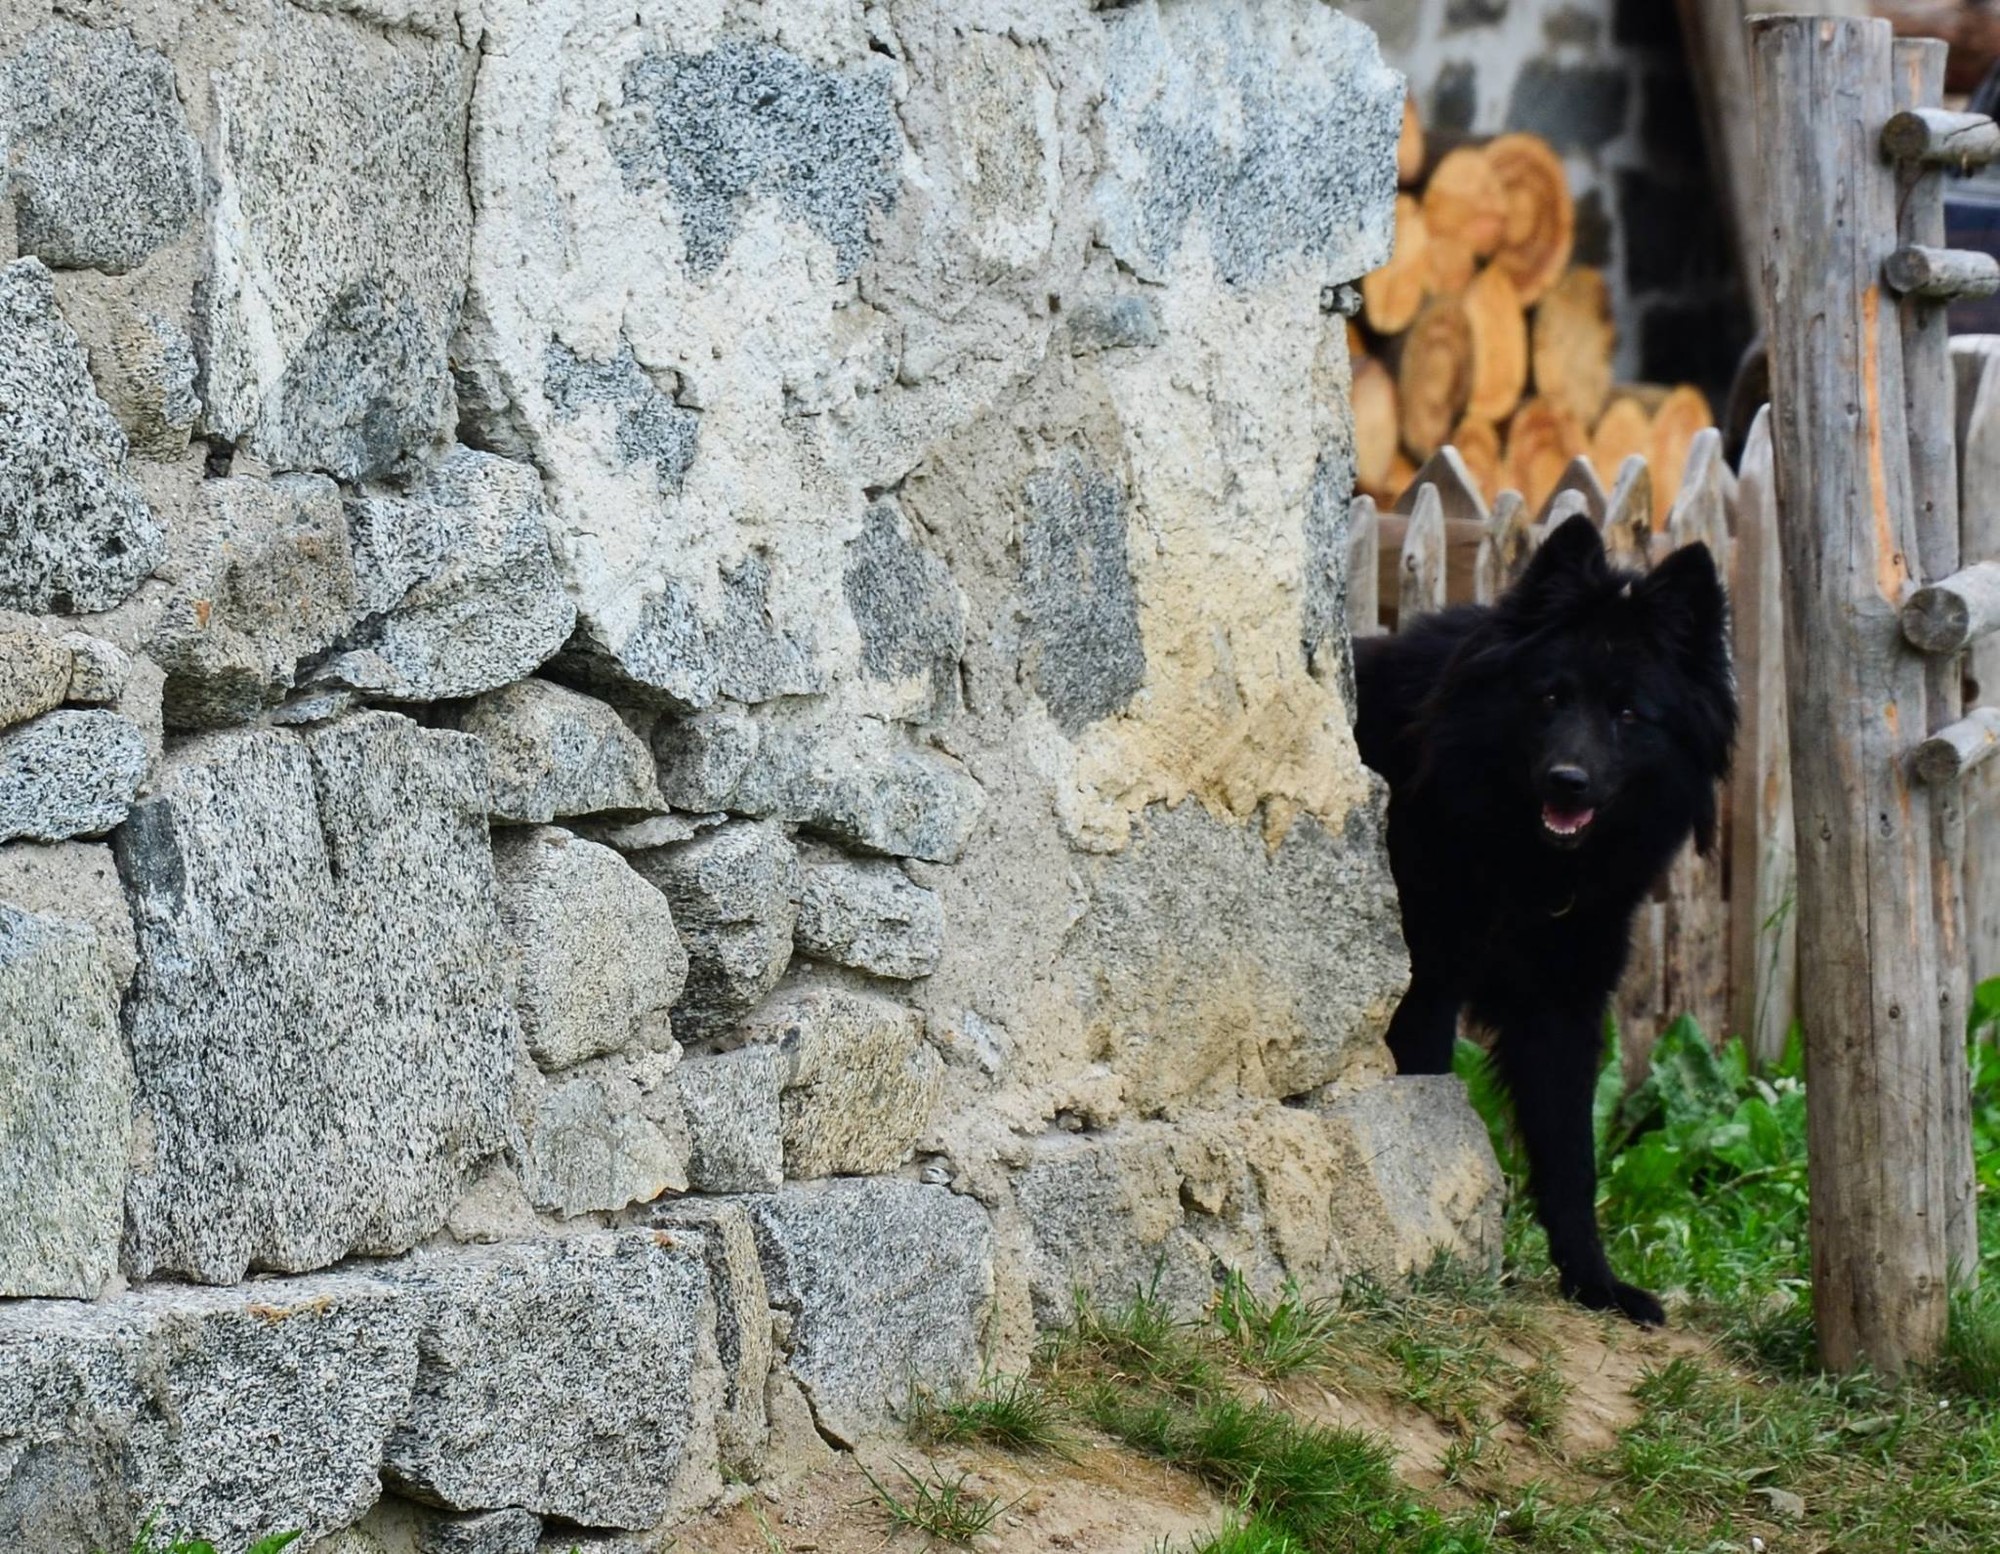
[1213,1270,1344,1380]
[863,1460,1011,1545]
[913,1371,1073,1455]
[115,1525,300,1554]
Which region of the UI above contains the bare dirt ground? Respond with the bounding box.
[671,1308,1715,1554]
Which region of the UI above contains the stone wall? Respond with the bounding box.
[0,1,1503,1548]
[1346,0,1752,402]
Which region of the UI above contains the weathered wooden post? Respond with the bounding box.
[1751,13,1949,1372]
[1888,37,1981,1283]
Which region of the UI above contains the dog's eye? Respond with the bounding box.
[1618,706,1638,725]
[1540,692,1559,712]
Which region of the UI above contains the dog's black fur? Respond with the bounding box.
[1353,515,1736,1324]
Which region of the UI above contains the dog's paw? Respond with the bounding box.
[1565,1277,1666,1327]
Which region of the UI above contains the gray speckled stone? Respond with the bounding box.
[1013,1129,1215,1328]
[0,258,160,614]
[200,10,470,479]
[1,23,203,274]
[416,1510,544,1554]
[56,633,128,706]
[630,820,797,1044]
[1018,456,1145,736]
[0,1273,419,1553]
[743,986,942,1179]
[1067,296,1161,354]
[674,1045,785,1194]
[320,448,576,701]
[493,826,686,1069]
[655,715,982,864]
[116,714,515,1284]
[0,840,136,989]
[517,1052,689,1218]
[94,309,201,459]
[1302,446,1357,693]
[748,1180,991,1446]
[459,679,665,825]
[795,857,943,981]
[544,342,699,498]
[844,501,962,717]
[0,905,129,1299]
[0,616,70,731]
[613,41,900,278]
[383,1232,721,1528]
[0,709,147,844]
[1068,800,1408,1114]
[560,552,823,713]
[1096,0,1400,287]
[646,1198,774,1477]
[147,473,358,730]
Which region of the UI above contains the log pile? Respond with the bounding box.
[1353,103,1717,518]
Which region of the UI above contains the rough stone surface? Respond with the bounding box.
[383,1233,720,1529]
[843,501,963,719]
[0,258,160,613]
[0,839,136,988]
[0,616,71,731]
[116,714,515,1283]
[0,905,129,1299]
[147,473,358,730]
[57,633,128,706]
[88,307,201,459]
[0,1274,419,1553]
[612,42,900,279]
[459,680,665,824]
[200,6,471,479]
[321,448,577,701]
[516,1053,689,1218]
[794,857,944,980]
[648,1199,774,1476]
[655,714,983,864]
[493,826,686,1069]
[418,1511,544,1554]
[0,709,147,844]
[1,22,203,274]
[1067,295,1161,354]
[1095,0,1400,286]
[1316,1077,1508,1277]
[742,986,943,1178]
[1012,1129,1216,1327]
[631,820,798,1044]
[1504,60,1632,152]
[1017,456,1146,735]
[1066,801,1408,1116]
[674,1045,786,1194]
[749,1180,992,1446]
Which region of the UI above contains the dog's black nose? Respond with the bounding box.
[1548,765,1591,798]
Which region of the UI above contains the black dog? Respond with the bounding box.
[1353,515,1736,1324]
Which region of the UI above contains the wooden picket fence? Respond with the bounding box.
[1345,425,1798,1080]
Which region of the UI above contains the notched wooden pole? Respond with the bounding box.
[1884,244,2000,302]
[1893,35,1980,1286]
[1902,560,2000,652]
[1753,13,1950,1375]
[1916,707,2000,786]
[1882,107,2000,167]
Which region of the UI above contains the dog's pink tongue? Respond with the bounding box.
[1542,803,1596,832]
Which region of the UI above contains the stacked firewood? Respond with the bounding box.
[1351,99,1716,517]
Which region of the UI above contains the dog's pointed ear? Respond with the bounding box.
[1509,513,1607,606]
[1634,541,1727,665]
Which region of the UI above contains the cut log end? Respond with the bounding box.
[1485,133,1575,306]
[1395,298,1475,462]
[1531,268,1615,427]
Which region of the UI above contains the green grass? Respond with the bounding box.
[116,1528,300,1554]
[862,1461,1012,1544]
[913,1371,1074,1455]
[1212,1270,1344,1380]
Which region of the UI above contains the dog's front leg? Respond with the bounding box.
[1497,1012,1665,1326]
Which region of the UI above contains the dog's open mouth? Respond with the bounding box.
[1541,803,1596,843]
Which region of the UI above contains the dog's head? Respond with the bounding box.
[1433,514,1736,854]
